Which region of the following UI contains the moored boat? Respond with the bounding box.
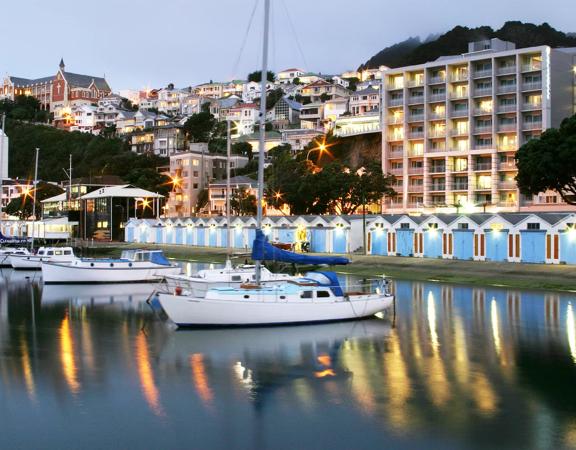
[42,249,181,284]
[9,247,75,270]
[0,247,31,267]
[158,271,394,327]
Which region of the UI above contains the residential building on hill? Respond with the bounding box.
[269,97,302,129]
[277,68,305,84]
[381,38,576,213]
[350,86,380,115]
[300,79,350,103]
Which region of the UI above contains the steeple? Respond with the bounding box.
[59,58,65,72]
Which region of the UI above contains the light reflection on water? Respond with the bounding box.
[0,265,576,449]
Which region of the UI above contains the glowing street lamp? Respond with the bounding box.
[306,137,331,161]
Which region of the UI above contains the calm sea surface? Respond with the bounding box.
[1,263,576,450]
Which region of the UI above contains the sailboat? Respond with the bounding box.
[157,0,394,326]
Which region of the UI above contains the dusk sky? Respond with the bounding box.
[1,0,574,91]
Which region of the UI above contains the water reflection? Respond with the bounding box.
[0,269,576,449]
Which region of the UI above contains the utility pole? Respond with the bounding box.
[0,113,5,223]
[31,148,39,250]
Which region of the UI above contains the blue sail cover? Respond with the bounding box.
[251,230,349,265]
[0,232,30,245]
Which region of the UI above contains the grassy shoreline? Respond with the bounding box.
[89,242,576,292]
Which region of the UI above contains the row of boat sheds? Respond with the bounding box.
[125,212,576,265]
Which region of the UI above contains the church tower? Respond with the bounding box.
[59,58,65,72]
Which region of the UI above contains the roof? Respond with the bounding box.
[279,68,305,73]
[237,131,282,141]
[533,212,573,225]
[63,71,111,91]
[282,97,302,110]
[41,193,67,203]
[303,79,332,88]
[354,86,380,96]
[79,185,163,200]
[210,176,258,188]
[9,75,55,86]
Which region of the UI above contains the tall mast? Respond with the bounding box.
[226,119,232,259]
[255,0,270,284]
[0,113,5,228]
[69,153,72,206]
[30,148,39,250]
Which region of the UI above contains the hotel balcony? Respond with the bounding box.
[522,82,542,91]
[388,98,404,107]
[407,96,424,105]
[449,91,469,100]
[429,112,446,120]
[499,181,517,190]
[427,146,447,153]
[429,166,446,174]
[387,115,404,124]
[497,144,517,151]
[406,79,424,88]
[450,73,469,82]
[474,143,494,150]
[499,161,516,170]
[475,162,492,171]
[389,168,404,176]
[408,167,424,175]
[497,84,517,94]
[474,108,493,116]
[429,184,446,192]
[407,114,425,122]
[450,109,469,118]
[452,182,469,191]
[388,149,404,158]
[521,63,542,72]
[449,146,470,152]
[473,88,493,97]
[428,129,446,138]
[429,93,446,102]
[407,131,425,139]
[387,83,404,91]
[522,121,542,130]
[473,69,492,79]
[497,123,517,132]
[407,185,424,193]
[387,134,404,142]
[450,128,469,137]
[473,184,492,191]
[473,125,492,134]
[428,76,446,84]
[521,102,542,111]
[497,65,517,75]
[497,104,517,113]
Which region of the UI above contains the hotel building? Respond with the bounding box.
[381,38,576,213]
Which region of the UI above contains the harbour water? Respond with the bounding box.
[1,264,576,449]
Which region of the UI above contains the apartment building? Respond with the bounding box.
[166,144,249,217]
[381,38,576,213]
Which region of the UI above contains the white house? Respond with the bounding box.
[277,68,305,84]
[70,104,97,133]
[242,81,275,103]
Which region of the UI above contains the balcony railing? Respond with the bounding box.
[388,98,404,107]
[388,150,404,158]
[387,83,404,90]
[408,167,424,175]
[497,84,517,94]
[474,143,494,150]
[497,65,517,75]
[387,116,404,124]
[475,162,492,171]
[450,109,469,118]
[473,184,492,191]
[474,108,493,116]
[452,182,469,190]
[499,161,516,171]
[428,76,446,84]
[450,128,469,136]
[522,121,542,130]
[387,133,404,141]
[407,114,425,122]
[522,82,542,91]
[450,73,469,82]
[497,123,517,132]
[408,149,424,157]
[450,91,469,100]
[427,146,447,153]
[430,184,446,192]
[428,129,446,138]
[474,125,492,134]
[521,102,542,111]
[497,104,517,113]
[498,181,517,189]
[406,79,424,88]
[429,93,446,102]
[449,147,470,152]
[407,131,425,139]
[407,185,424,193]
[521,63,542,72]
[474,69,492,78]
[407,95,424,105]
[389,168,403,176]
[429,112,446,120]
[429,166,446,174]
[474,87,493,97]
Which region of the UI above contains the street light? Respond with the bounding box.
[356,167,368,256]
[306,137,330,161]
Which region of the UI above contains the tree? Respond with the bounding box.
[232,141,253,160]
[343,77,360,92]
[196,189,209,212]
[292,77,301,85]
[265,88,285,109]
[182,110,216,142]
[516,114,576,204]
[247,70,276,83]
[5,181,64,219]
[230,187,257,215]
[319,93,331,102]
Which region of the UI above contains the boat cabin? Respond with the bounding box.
[36,247,74,257]
[119,249,171,265]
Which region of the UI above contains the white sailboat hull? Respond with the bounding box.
[10,255,71,270]
[42,261,181,284]
[158,292,393,327]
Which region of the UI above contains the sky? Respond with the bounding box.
[1,0,575,91]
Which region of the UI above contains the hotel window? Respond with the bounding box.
[454,158,468,172]
[499,77,516,86]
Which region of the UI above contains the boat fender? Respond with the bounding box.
[175,286,183,296]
